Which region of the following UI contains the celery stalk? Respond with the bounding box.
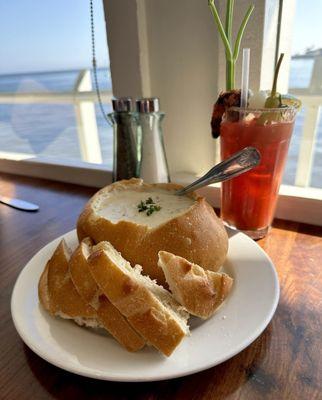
[208,0,254,91]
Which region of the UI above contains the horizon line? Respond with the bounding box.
[0,66,110,78]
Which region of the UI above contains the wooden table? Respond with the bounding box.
[1,173,321,400]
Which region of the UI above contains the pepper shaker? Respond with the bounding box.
[108,97,140,182]
[136,98,170,183]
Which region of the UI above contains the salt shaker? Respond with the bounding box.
[108,97,140,182]
[136,98,170,183]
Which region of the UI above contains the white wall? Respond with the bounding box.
[143,0,219,176]
[103,0,146,97]
[104,0,219,176]
[277,0,296,93]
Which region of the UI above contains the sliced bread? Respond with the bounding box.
[87,241,190,356]
[40,239,99,328]
[69,238,145,352]
[158,251,233,319]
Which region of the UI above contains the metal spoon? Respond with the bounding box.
[0,195,39,211]
[176,147,261,196]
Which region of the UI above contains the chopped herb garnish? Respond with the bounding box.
[137,198,162,216]
[138,200,147,212]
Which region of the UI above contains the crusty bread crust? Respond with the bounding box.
[38,242,101,329]
[46,239,96,318]
[158,251,233,319]
[38,263,50,312]
[88,242,189,357]
[69,237,98,305]
[77,178,228,286]
[69,238,145,352]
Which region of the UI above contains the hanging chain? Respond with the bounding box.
[90,0,110,124]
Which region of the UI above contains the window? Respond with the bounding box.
[283,0,322,189]
[1,0,321,224]
[0,0,113,168]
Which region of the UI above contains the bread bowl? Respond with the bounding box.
[158,251,233,319]
[77,178,228,286]
[87,241,190,356]
[69,238,145,352]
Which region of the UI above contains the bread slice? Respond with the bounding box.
[69,238,145,352]
[39,266,99,328]
[41,239,99,328]
[87,241,190,356]
[158,251,233,319]
[77,178,228,286]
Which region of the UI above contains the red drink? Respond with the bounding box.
[220,107,296,239]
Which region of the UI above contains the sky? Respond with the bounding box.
[291,0,322,54]
[0,0,109,74]
[0,0,321,75]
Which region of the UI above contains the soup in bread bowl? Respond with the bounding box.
[77,179,228,286]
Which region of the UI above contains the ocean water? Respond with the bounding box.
[0,69,114,167]
[285,59,321,188]
[0,64,321,188]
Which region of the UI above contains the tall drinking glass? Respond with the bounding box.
[220,106,298,239]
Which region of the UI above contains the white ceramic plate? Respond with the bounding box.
[11,229,279,382]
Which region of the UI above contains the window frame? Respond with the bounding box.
[0,156,112,188]
[0,0,321,226]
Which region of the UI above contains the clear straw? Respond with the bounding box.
[240,48,250,109]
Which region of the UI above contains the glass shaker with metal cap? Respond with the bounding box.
[108,97,140,182]
[136,97,170,183]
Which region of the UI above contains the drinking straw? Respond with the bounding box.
[240,48,250,109]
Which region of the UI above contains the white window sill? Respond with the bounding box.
[0,155,112,188]
[1,157,321,227]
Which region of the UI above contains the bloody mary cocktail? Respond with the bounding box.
[220,107,297,239]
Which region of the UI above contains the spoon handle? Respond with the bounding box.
[176,147,261,196]
[0,196,39,211]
